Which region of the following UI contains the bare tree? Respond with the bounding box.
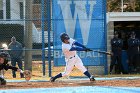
[24,0,33,71]
[130,0,136,11]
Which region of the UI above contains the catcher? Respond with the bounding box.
[0,52,31,85]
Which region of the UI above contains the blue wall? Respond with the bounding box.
[53,0,107,66]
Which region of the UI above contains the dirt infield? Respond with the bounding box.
[0,79,140,89]
[1,62,140,90]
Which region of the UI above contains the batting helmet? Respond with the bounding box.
[0,52,9,58]
[60,33,70,42]
[0,52,9,64]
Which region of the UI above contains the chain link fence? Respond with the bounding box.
[0,0,107,80]
[0,0,53,79]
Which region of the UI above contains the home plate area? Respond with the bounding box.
[0,77,140,93]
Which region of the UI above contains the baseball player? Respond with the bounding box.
[127,31,140,73]
[110,32,124,74]
[50,33,95,82]
[0,52,24,85]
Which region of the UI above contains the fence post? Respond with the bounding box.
[104,0,108,75]
[47,0,52,77]
[41,0,46,76]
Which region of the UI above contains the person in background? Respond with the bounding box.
[110,32,124,74]
[127,31,140,73]
[8,36,24,78]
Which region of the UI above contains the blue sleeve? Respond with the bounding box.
[69,46,86,51]
[73,41,86,48]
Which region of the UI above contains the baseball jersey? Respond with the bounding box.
[8,41,23,58]
[62,38,76,59]
[111,37,123,55]
[128,38,140,55]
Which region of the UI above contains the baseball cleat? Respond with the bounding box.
[50,77,55,82]
[90,75,95,81]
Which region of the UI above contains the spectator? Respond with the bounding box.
[110,32,124,74]
[127,31,140,73]
[8,36,24,78]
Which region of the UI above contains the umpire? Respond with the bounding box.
[110,32,124,74]
[127,31,140,73]
[8,36,24,78]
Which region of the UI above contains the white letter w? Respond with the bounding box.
[58,0,96,45]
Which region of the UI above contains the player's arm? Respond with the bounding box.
[4,64,23,73]
[18,42,23,56]
[4,64,18,71]
[73,41,86,48]
[136,38,140,46]
[119,39,123,48]
[69,46,86,51]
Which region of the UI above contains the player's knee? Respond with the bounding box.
[79,68,87,73]
[62,72,70,77]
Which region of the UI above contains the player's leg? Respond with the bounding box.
[75,57,95,81]
[110,55,116,74]
[128,55,133,73]
[117,55,124,74]
[50,59,75,82]
[11,58,16,78]
[17,58,24,78]
[132,55,137,72]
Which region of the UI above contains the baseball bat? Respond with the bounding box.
[93,50,112,55]
[85,49,112,55]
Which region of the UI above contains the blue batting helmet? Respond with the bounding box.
[60,33,70,42]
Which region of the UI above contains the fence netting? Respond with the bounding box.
[0,0,107,80]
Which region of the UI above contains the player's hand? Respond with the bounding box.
[17,69,24,73]
[85,48,92,52]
